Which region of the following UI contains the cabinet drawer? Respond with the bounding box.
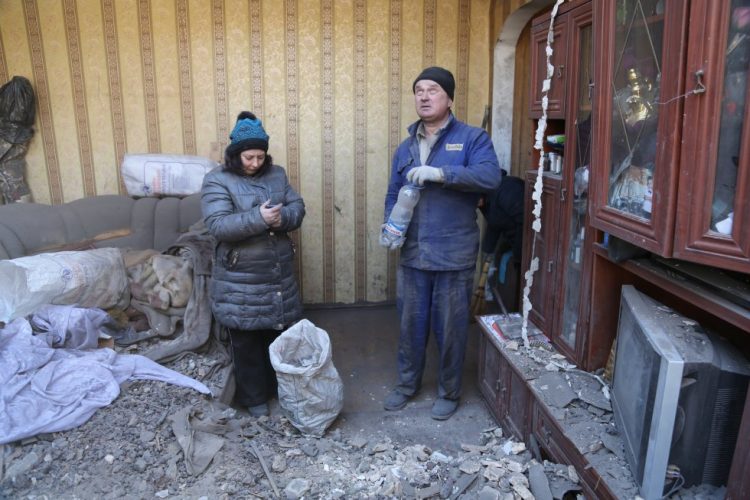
[532,404,618,500]
[478,334,506,425]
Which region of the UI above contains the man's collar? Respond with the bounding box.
[417,113,453,138]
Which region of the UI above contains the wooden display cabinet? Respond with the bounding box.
[673,0,750,272]
[478,330,532,442]
[521,172,561,337]
[523,0,595,366]
[530,12,567,118]
[591,0,750,274]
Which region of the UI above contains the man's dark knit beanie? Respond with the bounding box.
[226,111,269,155]
[412,66,455,100]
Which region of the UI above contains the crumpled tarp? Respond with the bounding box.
[29,304,134,350]
[169,405,227,475]
[0,317,211,445]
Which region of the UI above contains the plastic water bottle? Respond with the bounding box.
[382,184,421,248]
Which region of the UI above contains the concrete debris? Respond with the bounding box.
[478,484,503,499]
[527,461,554,500]
[0,334,728,500]
[283,477,310,499]
[459,459,481,474]
[271,454,287,473]
[483,464,505,482]
[567,464,579,483]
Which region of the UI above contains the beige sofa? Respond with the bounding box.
[0,194,202,260]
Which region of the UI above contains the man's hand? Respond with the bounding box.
[379,223,405,250]
[260,200,283,228]
[407,165,444,186]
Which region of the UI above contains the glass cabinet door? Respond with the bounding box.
[559,9,593,352]
[592,0,688,255]
[675,0,750,273]
[607,0,663,220]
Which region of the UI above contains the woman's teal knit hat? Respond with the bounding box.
[227,111,269,155]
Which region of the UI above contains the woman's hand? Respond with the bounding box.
[260,200,283,228]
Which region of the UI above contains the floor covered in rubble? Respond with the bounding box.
[0,304,728,499]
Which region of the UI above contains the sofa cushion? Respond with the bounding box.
[0,194,203,260]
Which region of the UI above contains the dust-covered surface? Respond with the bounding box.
[0,313,731,500]
[482,314,729,500]
[1,341,584,500]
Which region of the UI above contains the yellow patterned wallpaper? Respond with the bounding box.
[0,0,499,304]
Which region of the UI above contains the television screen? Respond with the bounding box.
[611,285,750,500]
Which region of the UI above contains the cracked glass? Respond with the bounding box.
[607,0,663,220]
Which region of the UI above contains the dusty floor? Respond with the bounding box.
[0,305,552,499]
[0,305,730,499]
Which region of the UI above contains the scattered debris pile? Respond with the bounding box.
[0,314,730,499]
[1,341,584,500]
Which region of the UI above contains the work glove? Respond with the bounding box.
[407,165,444,186]
[379,223,405,250]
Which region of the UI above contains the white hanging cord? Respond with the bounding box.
[521,0,565,347]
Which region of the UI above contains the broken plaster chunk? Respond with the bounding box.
[587,441,603,453]
[483,464,506,482]
[104,454,115,464]
[368,442,390,455]
[430,451,453,464]
[366,469,383,483]
[414,483,441,499]
[477,485,503,500]
[509,472,529,489]
[501,440,526,456]
[505,340,519,351]
[283,478,311,499]
[544,362,560,371]
[460,443,487,454]
[480,458,505,468]
[406,444,431,461]
[504,459,525,474]
[459,459,481,475]
[512,482,535,500]
[349,436,368,449]
[567,465,580,483]
[271,454,287,473]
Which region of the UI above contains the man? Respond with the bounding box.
[380,66,502,420]
[479,171,525,264]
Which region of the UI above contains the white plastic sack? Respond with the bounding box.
[0,248,129,322]
[122,153,218,197]
[269,319,343,436]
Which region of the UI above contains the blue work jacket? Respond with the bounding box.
[385,114,503,270]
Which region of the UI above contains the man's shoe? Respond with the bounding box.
[431,398,458,420]
[248,403,269,417]
[384,389,411,411]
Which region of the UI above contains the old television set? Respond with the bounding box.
[611,285,750,500]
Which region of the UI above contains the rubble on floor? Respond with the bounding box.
[1,344,583,500]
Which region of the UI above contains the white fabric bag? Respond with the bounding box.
[122,153,218,197]
[0,248,129,323]
[269,319,343,436]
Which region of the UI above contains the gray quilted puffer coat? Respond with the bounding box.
[201,164,305,331]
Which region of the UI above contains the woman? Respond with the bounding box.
[201,111,305,417]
